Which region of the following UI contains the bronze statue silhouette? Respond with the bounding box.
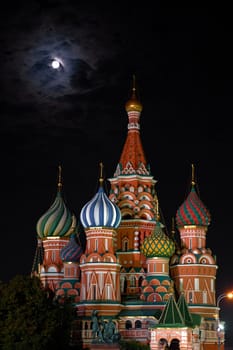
[91,310,121,344]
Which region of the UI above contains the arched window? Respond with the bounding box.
[123,240,128,251]
[135,320,142,328]
[92,285,96,300]
[159,338,168,350]
[124,278,127,293]
[95,239,98,251]
[123,214,132,219]
[138,276,144,287]
[203,290,207,304]
[120,276,127,293]
[189,291,193,303]
[170,338,180,350]
[130,275,136,287]
[52,251,56,261]
[125,320,132,329]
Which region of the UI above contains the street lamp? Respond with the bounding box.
[216,292,233,350]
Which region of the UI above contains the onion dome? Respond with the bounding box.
[176,164,211,227]
[141,222,175,258]
[80,163,121,229]
[125,75,143,113]
[60,233,83,262]
[36,166,76,238]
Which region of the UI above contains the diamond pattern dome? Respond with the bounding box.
[141,223,175,258]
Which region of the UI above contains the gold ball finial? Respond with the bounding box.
[125,75,143,113]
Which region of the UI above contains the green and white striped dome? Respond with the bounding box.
[36,167,76,238]
[36,190,76,238]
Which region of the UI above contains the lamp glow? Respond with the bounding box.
[216,291,233,350]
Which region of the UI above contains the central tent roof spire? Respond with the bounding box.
[114,76,149,176]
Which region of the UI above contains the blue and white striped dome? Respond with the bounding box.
[80,185,121,229]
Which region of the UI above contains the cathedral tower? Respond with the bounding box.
[108,77,158,298]
[170,164,218,330]
[32,166,76,291]
[79,163,122,317]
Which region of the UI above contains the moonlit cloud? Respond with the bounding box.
[0,2,125,122]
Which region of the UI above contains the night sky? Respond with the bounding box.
[1,1,233,345]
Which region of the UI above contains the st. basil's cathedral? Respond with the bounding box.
[32,79,222,350]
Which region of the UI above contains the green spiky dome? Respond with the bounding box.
[141,224,175,258]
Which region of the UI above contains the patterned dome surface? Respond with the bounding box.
[36,191,76,238]
[80,185,121,229]
[60,234,83,262]
[141,223,175,258]
[176,186,211,226]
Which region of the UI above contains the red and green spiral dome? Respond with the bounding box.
[176,185,211,227]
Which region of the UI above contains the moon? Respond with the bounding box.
[51,59,61,69]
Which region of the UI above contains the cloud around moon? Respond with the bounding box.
[0,2,128,124]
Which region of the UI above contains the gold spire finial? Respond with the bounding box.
[171,217,175,233]
[58,165,62,191]
[171,217,177,243]
[191,163,195,186]
[99,162,104,185]
[132,74,136,96]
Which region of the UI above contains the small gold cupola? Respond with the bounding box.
[125,75,143,113]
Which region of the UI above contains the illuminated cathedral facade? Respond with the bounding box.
[32,80,222,350]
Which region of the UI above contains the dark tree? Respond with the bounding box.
[0,275,74,350]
